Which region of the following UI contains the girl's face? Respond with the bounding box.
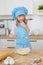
[17,15,25,23]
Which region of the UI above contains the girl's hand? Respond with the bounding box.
[9,34,16,38]
[9,34,13,38]
[20,21,26,27]
[20,21,30,32]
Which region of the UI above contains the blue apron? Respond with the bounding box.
[16,23,32,49]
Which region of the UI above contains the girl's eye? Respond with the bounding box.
[19,16,21,17]
[19,15,21,17]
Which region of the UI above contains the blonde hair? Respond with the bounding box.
[16,17,27,26]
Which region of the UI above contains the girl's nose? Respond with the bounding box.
[20,17,23,20]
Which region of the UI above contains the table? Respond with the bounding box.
[0,48,43,65]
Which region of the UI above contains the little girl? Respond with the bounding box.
[9,7,32,55]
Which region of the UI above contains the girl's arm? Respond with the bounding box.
[21,22,30,32]
[25,25,30,32]
[8,22,16,38]
[8,28,16,38]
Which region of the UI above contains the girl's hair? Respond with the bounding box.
[16,16,28,26]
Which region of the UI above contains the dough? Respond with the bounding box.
[16,48,30,55]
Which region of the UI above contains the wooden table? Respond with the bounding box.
[0,48,43,65]
[0,35,43,40]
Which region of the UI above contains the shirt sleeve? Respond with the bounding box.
[10,20,16,34]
